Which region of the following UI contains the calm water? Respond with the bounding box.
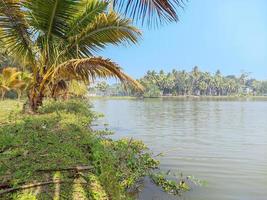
[91,98,267,200]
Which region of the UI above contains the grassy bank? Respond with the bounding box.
[0,100,163,200]
[0,99,192,199]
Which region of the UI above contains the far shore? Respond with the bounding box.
[88,95,267,100]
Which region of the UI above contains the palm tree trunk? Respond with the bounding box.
[29,91,44,112]
[28,76,44,112]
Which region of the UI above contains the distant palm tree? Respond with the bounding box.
[0,0,143,111]
[0,67,27,100]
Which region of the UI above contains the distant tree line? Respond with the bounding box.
[90,66,267,97]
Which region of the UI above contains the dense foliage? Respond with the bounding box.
[90,67,267,97]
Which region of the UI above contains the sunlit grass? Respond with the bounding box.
[0,100,23,123]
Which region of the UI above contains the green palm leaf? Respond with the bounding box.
[112,0,186,25]
[52,57,143,90]
[64,11,141,57]
[25,0,79,38]
[0,0,34,63]
[67,0,109,37]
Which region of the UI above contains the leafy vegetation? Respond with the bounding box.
[90,67,267,97]
[151,173,190,195]
[0,99,193,199]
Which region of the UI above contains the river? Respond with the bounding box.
[91,97,267,200]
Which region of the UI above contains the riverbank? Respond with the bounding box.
[0,99,191,200]
[0,99,162,199]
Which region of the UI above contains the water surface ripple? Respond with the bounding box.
[92,98,267,200]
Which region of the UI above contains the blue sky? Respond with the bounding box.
[100,0,267,80]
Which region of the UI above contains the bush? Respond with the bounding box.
[39,99,95,117]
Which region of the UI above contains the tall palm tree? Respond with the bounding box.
[214,70,223,96]
[0,0,143,111]
[191,66,200,95]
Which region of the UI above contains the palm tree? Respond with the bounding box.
[0,67,25,100]
[0,0,143,111]
[96,81,109,95]
[191,66,200,95]
[213,70,223,96]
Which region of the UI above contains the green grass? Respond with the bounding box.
[0,99,160,200]
[0,100,23,124]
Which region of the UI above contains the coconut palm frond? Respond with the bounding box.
[24,0,81,66]
[0,0,34,63]
[67,0,109,37]
[65,12,141,57]
[0,67,30,91]
[53,57,144,91]
[2,67,21,83]
[112,0,186,25]
[25,0,79,38]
